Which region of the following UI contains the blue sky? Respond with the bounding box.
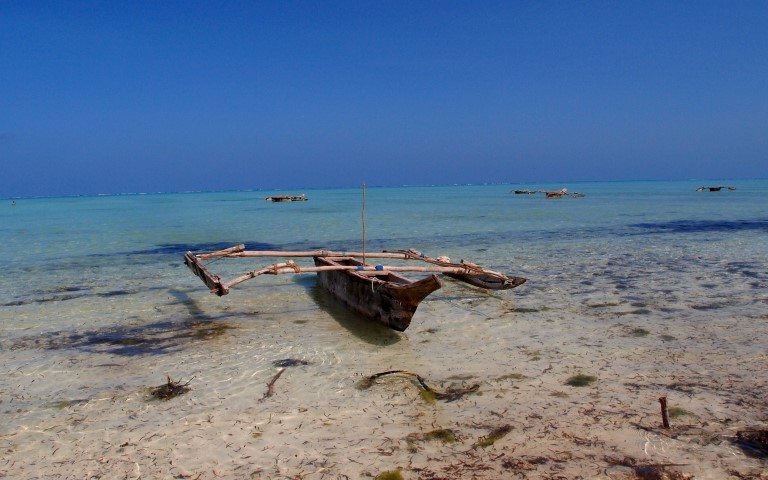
[2,1,767,197]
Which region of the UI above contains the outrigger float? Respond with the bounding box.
[184,245,526,331]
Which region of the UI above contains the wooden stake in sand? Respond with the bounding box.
[659,396,670,429]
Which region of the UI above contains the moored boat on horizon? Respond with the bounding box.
[265,194,308,202]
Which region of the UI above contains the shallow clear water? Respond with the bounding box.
[1,180,767,478]
[2,179,766,368]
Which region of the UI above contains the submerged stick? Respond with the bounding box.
[261,368,286,401]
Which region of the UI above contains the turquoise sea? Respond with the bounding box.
[1,179,767,478]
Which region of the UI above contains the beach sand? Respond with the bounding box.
[2,271,767,480]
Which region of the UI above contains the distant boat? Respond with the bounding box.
[696,186,736,192]
[265,194,308,202]
[541,188,586,198]
[511,188,584,198]
[543,188,569,198]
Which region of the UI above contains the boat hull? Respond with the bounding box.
[313,256,442,331]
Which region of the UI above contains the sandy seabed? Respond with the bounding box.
[2,271,768,480]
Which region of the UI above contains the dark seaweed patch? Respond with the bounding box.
[691,303,724,311]
[628,328,650,337]
[406,429,457,452]
[42,293,85,302]
[726,262,768,283]
[474,425,513,448]
[97,290,135,297]
[630,218,768,234]
[2,289,139,307]
[150,376,191,400]
[2,300,29,307]
[659,307,683,313]
[48,399,89,409]
[734,430,768,458]
[566,373,597,387]
[272,359,310,368]
[7,319,235,356]
[667,382,699,395]
[2,294,85,306]
[33,286,92,294]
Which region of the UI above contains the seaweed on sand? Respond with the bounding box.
[150,375,191,400]
[355,370,479,402]
[473,424,513,448]
[374,471,404,480]
[566,373,597,387]
[407,428,458,452]
[272,358,310,368]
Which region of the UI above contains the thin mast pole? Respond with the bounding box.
[362,182,366,264]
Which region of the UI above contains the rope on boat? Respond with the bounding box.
[286,260,301,273]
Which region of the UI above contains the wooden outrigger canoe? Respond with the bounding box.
[183,245,526,331]
[511,188,585,198]
[695,186,736,192]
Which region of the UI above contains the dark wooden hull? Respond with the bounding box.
[313,256,442,331]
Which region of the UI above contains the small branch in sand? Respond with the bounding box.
[260,368,286,401]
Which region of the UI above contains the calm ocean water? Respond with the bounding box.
[1,179,767,477]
